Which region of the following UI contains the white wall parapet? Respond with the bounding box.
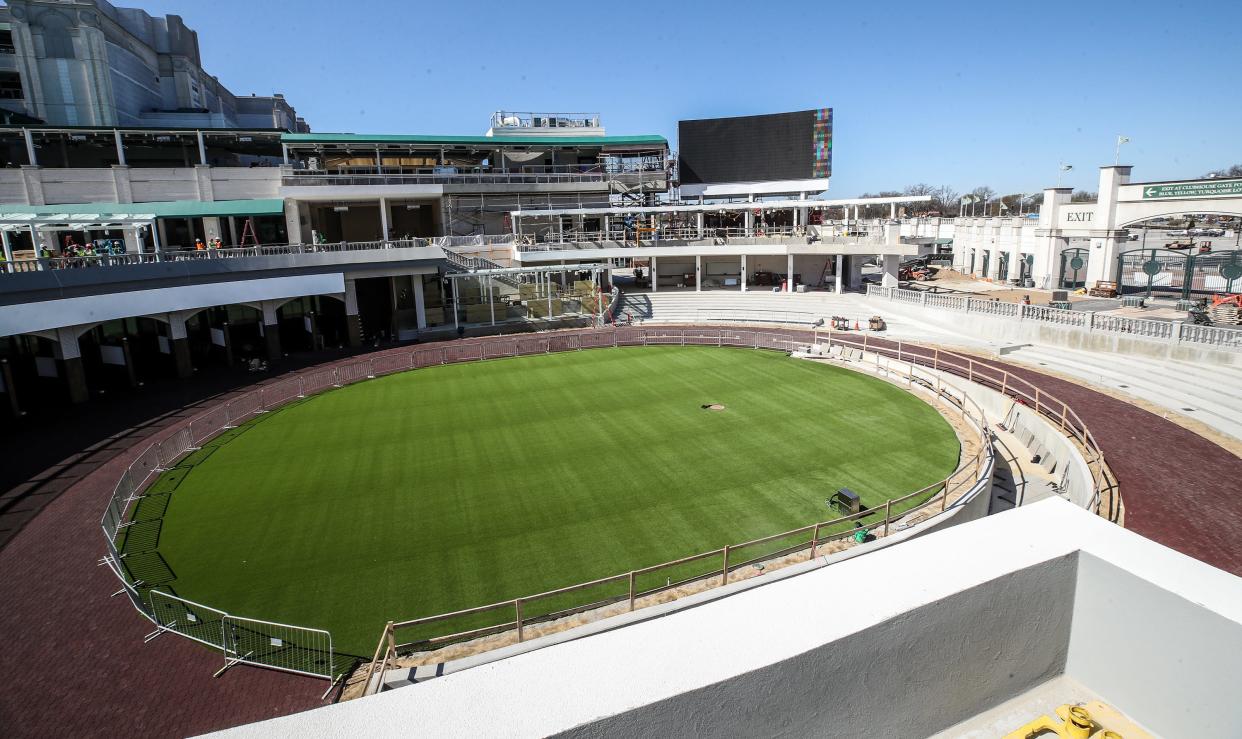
[868,285,1242,353]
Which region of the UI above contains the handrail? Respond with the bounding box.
[868,284,1242,351]
[92,325,1108,696]
[360,331,1004,694]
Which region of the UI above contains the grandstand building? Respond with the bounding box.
[0,0,307,130]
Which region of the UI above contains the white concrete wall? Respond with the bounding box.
[0,273,345,335]
[1067,553,1242,738]
[213,500,1242,739]
[0,166,281,205]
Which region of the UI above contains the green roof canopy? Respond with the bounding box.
[281,132,667,148]
[0,198,285,220]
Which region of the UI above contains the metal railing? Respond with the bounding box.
[356,329,1011,695]
[97,325,1113,693]
[1,238,442,274]
[867,285,1242,351]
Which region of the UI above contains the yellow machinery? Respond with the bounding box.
[1004,703,1137,739]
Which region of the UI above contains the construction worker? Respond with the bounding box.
[194,238,205,251]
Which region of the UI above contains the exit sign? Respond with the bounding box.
[1141,180,1242,199]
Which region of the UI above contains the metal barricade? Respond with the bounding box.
[225,391,264,426]
[148,590,230,652]
[189,405,231,445]
[370,352,413,376]
[223,614,337,681]
[335,360,374,386]
[260,378,303,409]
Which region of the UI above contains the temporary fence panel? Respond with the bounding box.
[225,391,264,426]
[260,378,303,409]
[223,614,337,681]
[370,352,414,376]
[148,590,230,652]
[335,361,373,386]
[190,405,231,445]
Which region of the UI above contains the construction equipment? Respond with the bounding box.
[1208,293,1242,324]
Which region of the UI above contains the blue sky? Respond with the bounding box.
[139,0,1241,197]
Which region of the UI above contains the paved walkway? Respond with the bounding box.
[1,326,1239,737]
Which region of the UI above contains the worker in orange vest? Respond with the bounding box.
[194,238,205,250]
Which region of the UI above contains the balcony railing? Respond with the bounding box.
[516,226,886,252]
[282,162,667,188]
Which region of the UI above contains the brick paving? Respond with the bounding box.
[2,325,1239,738]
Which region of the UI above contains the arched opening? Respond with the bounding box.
[276,296,347,353]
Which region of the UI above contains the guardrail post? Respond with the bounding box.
[628,571,636,610]
[297,376,305,398]
[1034,387,1041,415]
[1060,403,1068,431]
[515,599,524,642]
[810,522,820,558]
[968,359,974,383]
[933,348,939,370]
[883,499,892,536]
[942,478,950,511]
[721,546,730,586]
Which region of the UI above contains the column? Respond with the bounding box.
[168,312,194,378]
[258,301,282,362]
[202,217,223,244]
[379,197,390,242]
[740,254,748,292]
[1,230,12,264]
[650,256,658,292]
[786,253,794,292]
[344,280,362,348]
[451,279,460,330]
[695,255,702,292]
[122,227,141,254]
[412,275,427,329]
[156,219,170,252]
[113,129,126,166]
[835,256,844,294]
[881,254,900,288]
[285,201,305,245]
[281,143,290,165]
[890,202,896,219]
[55,327,88,404]
[196,130,208,165]
[228,217,238,246]
[696,211,704,239]
[745,209,754,235]
[22,128,37,166]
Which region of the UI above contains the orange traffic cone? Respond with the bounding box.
[854,320,861,331]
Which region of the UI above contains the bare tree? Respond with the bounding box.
[968,186,995,215]
[1204,164,1242,178]
[1070,190,1097,202]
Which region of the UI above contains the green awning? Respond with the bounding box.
[0,198,286,220]
[281,132,667,148]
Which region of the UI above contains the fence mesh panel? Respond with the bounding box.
[407,348,438,368]
[370,352,412,376]
[335,361,373,386]
[225,391,264,426]
[224,615,339,680]
[190,405,231,445]
[148,591,229,651]
[260,378,302,408]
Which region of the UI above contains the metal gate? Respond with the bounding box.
[980,251,990,279]
[1188,250,1242,295]
[996,252,1009,281]
[1118,248,1242,299]
[1059,248,1089,289]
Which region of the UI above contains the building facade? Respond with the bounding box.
[0,0,306,130]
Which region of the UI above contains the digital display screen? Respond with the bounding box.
[677,108,831,185]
